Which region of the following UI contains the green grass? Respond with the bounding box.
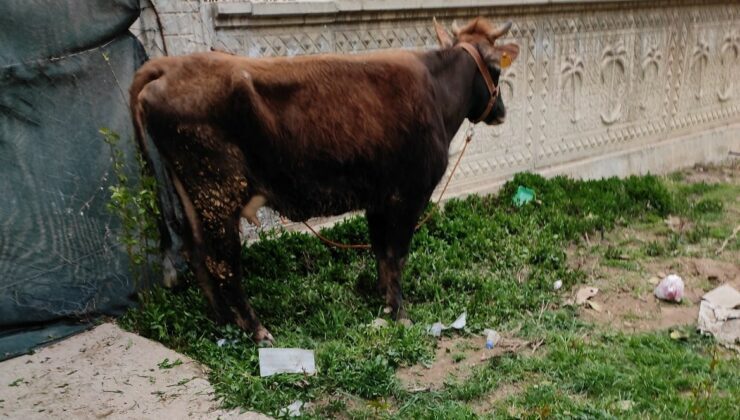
[120,171,739,418]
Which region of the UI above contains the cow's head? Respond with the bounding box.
[434,17,519,125]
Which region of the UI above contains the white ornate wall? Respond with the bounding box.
[133,0,740,233]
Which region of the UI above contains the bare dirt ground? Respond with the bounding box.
[0,323,268,420]
[397,334,534,392]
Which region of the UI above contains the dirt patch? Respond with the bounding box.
[0,323,268,420]
[396,334,532,392]
[681,162,738,185]
[575,257,739,332]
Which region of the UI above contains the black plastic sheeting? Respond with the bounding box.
[0,0,150,359]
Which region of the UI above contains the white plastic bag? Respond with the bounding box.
[654,274,684,302]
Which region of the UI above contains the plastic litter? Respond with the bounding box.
[553,280,563,290]
[450,312,467,329]
[428,322,445,337]
[278,400,305,417]
[426,312,467,337]
[216,338,238,347]
[484,329,500,349]
[697,284,740,350]
[258,348,316,377]
[513,186,535,207]
[654,274,684,302]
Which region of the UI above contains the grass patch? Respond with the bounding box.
[120,171,739,417]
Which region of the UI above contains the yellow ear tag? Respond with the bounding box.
[500,53,512,69]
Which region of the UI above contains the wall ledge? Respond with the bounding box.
[215,0,655,18]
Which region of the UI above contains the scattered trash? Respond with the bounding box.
[216,338,238,347]
[278,400,305,417]
[575,286,599,305]
[697,284,740,350]
[258,348,316,377]
[513,186,535,207]
[428,322,445,337]
[484,329,500,349]
[654,274,684,302]
[426,312,467,337]
[370,318,389,328]
[450,312,466,329]
[553,280,563,290]
[669,330,689,341]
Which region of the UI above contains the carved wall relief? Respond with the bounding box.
[718,30,739,102]
[600,42,628,124]
[691,39,710,101]
[640,44,663,111]
[561,53,585,124]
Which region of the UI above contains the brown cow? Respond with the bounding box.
[129,17,519,344]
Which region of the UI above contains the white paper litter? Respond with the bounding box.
[427,312,467,336]
[697,284,740,350]
[654,274,684,302]
[216,338,238,347]
[553,280,563,290]
[428,322,445,337]
[278,400,305,417]
[258,348,316,377]
[450,312,467,329]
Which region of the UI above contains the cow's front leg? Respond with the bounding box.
[367,210,417,324]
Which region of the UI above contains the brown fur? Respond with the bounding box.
[130,17,519,343]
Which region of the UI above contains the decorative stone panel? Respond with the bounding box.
[135,0,740,237]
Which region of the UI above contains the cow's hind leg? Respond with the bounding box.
[367,204,423,324]
[170,172,273,345]
[203,214,273,345]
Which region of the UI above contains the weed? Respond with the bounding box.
[157,358,183,369]
[100,128,160,286]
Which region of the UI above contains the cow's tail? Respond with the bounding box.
[128,63,185,288]
[129,63,164,168]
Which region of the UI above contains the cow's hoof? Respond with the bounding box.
[254,327,275,347]
[398,318,413,328]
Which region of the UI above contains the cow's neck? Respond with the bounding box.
[422,47,483,143]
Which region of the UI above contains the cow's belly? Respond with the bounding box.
[253,170,373,222]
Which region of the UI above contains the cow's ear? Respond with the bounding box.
[496,43,520,68]
[433,17,453,48]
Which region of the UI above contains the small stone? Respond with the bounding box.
[370,318,388,328]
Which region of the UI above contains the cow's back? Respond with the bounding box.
[135,51,448,220]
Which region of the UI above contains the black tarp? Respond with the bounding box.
[0,0,150,359]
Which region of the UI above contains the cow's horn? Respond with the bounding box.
[488,21,513,40]
[451,20,461,36]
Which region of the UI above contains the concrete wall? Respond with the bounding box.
[132,0,740,234]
